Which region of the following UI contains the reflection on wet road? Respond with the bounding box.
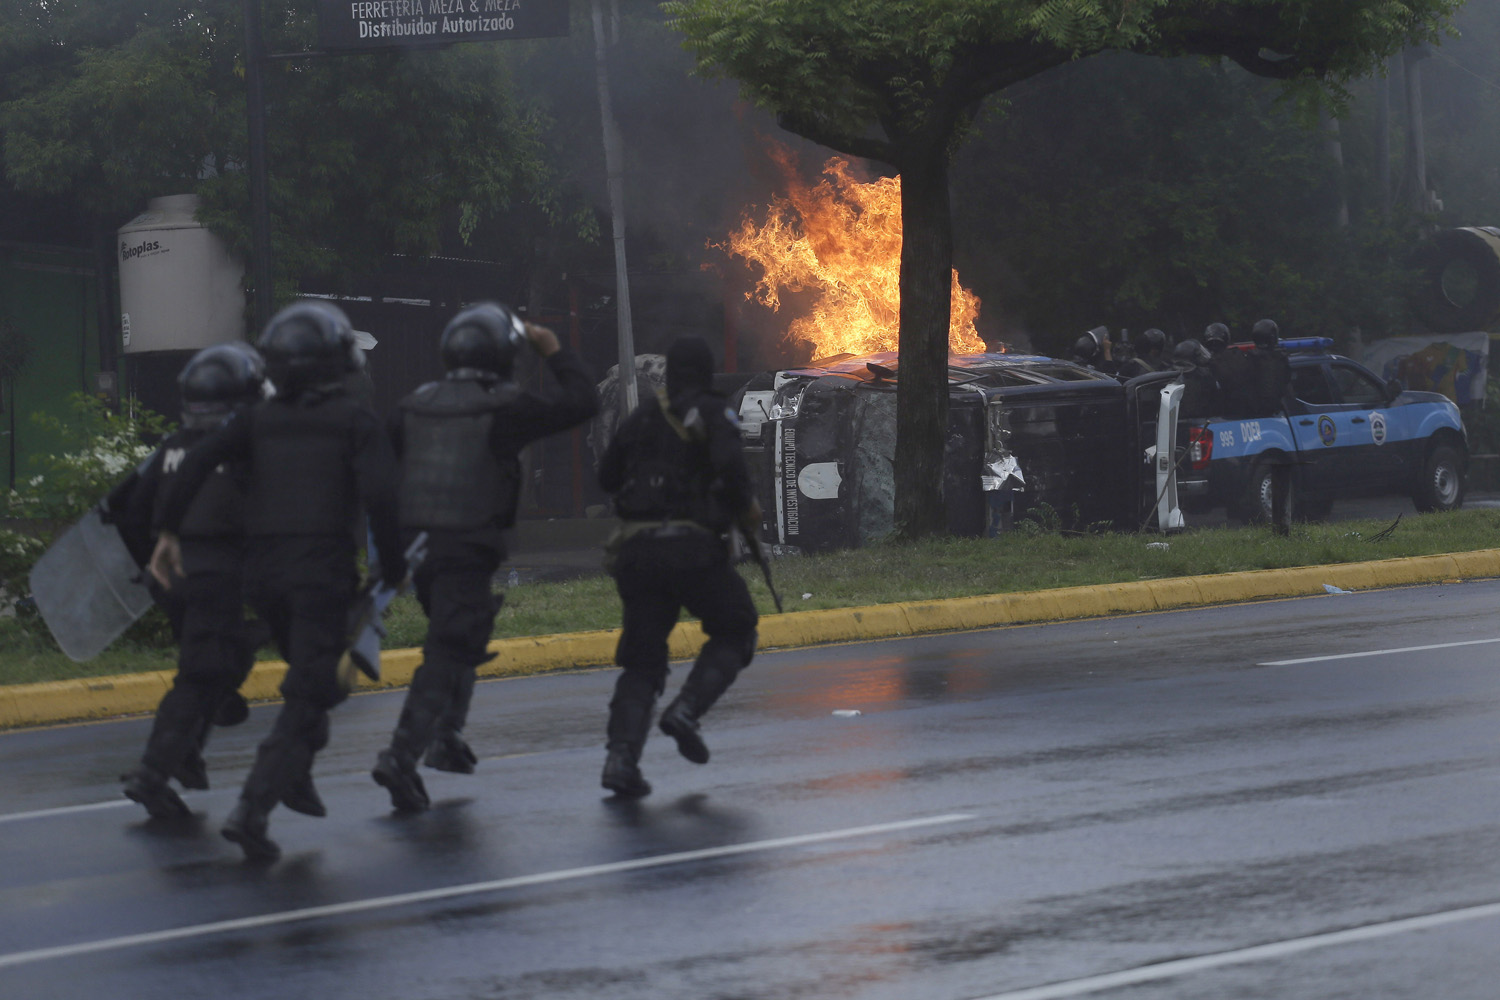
[4,580,1500,999]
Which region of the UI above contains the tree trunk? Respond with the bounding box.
[893,150,953,539]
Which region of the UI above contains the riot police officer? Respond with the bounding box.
[1172,339,1220,418]
[1202,323,1231,355]
[370,303,599,812]
[1135,328,1171,372]
[1245,317,1291,414]
[150,300,406,861]
[117,343,266,819]
[1070,332,1116,375]
[596,337,759,798]
[1206,322,1255,416]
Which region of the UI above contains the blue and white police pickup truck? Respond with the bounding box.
[1175,341,1468,522]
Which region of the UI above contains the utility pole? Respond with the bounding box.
[1402,45,1431,215]
[243,0,274,333]
[591,0,637,415]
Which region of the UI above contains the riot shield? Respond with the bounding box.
[337,531,428,689]
[29,506,156,662]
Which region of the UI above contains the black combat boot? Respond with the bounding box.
[173,749,210,791]
[601,746,652,798]
[602,676,655,797]
[374,689,443,811]
[223,699,322,859]
[142,689,212,792]
[172,714,214,790]
[281,771,326,817]
[658,639,745,765]
[424,731,478,774]
[222,798,280,862]
[121,765,192,820]
[657,699,709,764]
[372,749,430,812]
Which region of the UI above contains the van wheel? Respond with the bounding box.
[1413,444,1465,512]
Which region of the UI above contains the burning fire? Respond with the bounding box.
[721,144,985,359]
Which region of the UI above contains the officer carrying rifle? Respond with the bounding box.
[596,337,761,799]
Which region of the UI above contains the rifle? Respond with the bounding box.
[730,522,782,614]
[338,531,429,687]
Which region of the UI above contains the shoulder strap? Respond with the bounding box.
[654,386,703,442]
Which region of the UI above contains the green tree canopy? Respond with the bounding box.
[0,0,556,299]
[666,0,1463,537]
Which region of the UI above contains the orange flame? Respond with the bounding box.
[721,144,985,359]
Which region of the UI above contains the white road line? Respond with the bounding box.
[1258,637,1500,666]
[0,812,972,969]
[968,899,1500,1000]
[0,799,133,825]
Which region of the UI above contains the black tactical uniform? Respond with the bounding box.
[1135,328,1172,373]
[1172,339,1221,419]
[1244,318,1291,414]
[153,301,406,861]
[596,337,759,798]
[1209,343,1255,417]
[116,344,265,819]
[371,303,598,812]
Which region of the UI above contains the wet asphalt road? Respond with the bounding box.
[4,580,1500,1000]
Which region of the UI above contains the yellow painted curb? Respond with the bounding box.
[6,547,1500,730]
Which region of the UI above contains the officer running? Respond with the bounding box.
[116,344,267,819]
[150,300,406,861]
[596,337,759,798]
[370,303,599,812]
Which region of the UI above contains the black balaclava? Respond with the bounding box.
[666,337,715,399]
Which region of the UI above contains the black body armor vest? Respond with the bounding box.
[614,398,723,527]
[1246,349,1291,413]
[244,394,358,535]
[398,375,522,531]
[152,428,244,539]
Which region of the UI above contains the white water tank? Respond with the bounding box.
[117,194,245,353]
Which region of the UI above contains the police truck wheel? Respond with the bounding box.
[1237,461,1286,524]
[1413,444,1465,512]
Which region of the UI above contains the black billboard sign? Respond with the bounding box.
[316,0,568,50]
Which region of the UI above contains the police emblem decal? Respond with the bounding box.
[1369,411,1387,445]
[1317,414,1337,445]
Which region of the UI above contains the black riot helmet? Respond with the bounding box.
[177,342,268,428]
[1251,318,1280,348]
[440,302,527,377]
[1203,322,1230,353]
[1140,328,1168,358]
[1072,334,1099,362]
[1172,338,1211,371]
[256,300,358,391]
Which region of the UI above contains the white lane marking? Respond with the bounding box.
[0,812,972,969]
[0,799,133,825]
[968,899,1500,1000]
[1258,637,1500,666]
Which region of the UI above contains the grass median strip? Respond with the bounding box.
[2,508,1498,690]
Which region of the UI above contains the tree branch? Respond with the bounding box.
[1148,2,1339,79]
[775,110,896,164]
[952,39,1076,106]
